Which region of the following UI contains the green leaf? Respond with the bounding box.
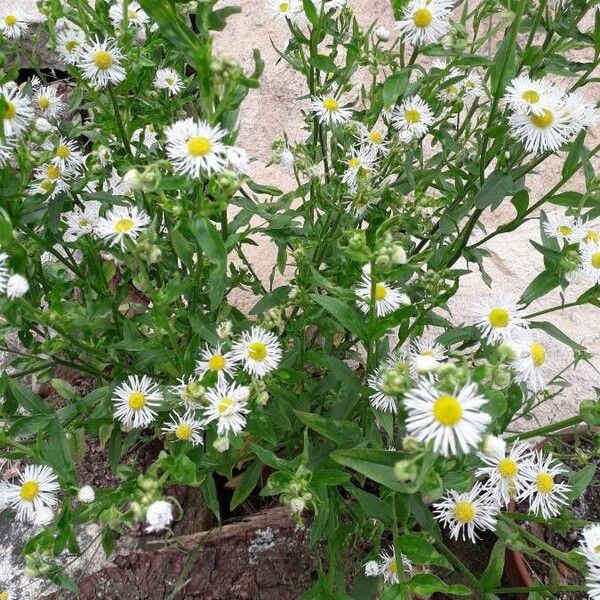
[519,271,560,305]
[192,217,226,265]
[568,464,596,501]
[310,54,336,72]
[475,172,514,210]
[490,36,516,97]
[383,71,409,106]
[250,443,292,472]
[171,229,196,270]
[408,574,471,596]
[562,130,586,179]
[530,321,585,351]
[230,460,263,510]
[5,377,53,415]
[480,539,506,591]
[201,474,221,523]
[396,533,438,565]
[208,5,241,31]
[347,484,393,526]
[294,410,362,446]
[311,294,369,340]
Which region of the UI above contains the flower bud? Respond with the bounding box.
[481,434,506,459]
[213,436,230,452]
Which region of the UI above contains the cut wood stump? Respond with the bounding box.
[43,507,316,600]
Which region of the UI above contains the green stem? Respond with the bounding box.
[505,414,582,442]
[433,540,482,593]
[108,85,132,157]
[492,586,588,595]
[523,300,581,320]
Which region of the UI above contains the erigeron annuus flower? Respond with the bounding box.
[436,65,464,103]
[33,86,65,121]
[377,548,413,585]
[1,84,34,137]
[476,441,532,507]
[513,336,549,392]
[226,145,250,176]
[358,125,389,156]
[62,200,101,241]
[309,95,353,126]
[395,0,452,46]
[5,274,29,299]
[131,125,159,156]
[409,336,447,374]
[203,382,250,436]
[0,136,15,166]
[561,91,599,136]
[341,146,377,190]
[55,27,85,64]
[404,379,491,456]
[579,242,600,285]
[0,464,60,522]
[313,0,347,11]
[433,482,499,542]
[0,6,31,39]
[0,253,9,294]
[145,500,174,533]
[587,563,600,600]
[162,409,204,446]
[165,118,229,178]
[364,560,380,577]
[543,212,576,243]
[196,343,238,383]
[30,162,71,199]
[519,451,571,519]
[579,524,600,565]
[391,95,433,139]
[44,138,85,171]
[170,375,205,404]
[508,98,572,154]
[153,68,183,96]
[77,485,95,504]
[34,505,55,527]
[231,326,283,378]
[96,204,151,250]
[473,293,528,344]
[113,375,163,429]
[367,352,409,413]
[463,70,483,99]
[108,0,150,29]
[504,75,560,116]
[356,269,406,317]
[266,0,304,23]
[571,219,599,245]
[79,37,126,87]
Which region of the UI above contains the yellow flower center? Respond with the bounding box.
[453,500,476,523]
[217,397,233,414]
[348,157,361,169]
[465,80,474,90]
[0,590,8,600]
[432,395,463,426]
[165,77,174,86]
[208,354,226,371]
[584,229,599,244]
[46,164,61,180]
[388,559,398,574]
[323,97,338,112]
[114,218,134,233]
[4,101,16,120]
[369,131,383,144]
[38,96,50,110]
[78,217,91,227]
[375,283,388,301]
[175,423,192,440]
[497,458,518,479]
[248,341,268,362]
[20,480,40,502]
[413,7,433,27]
[521,89,540,104]
[187,136,212,156]
[557,225,572,237]
[530,342,546,367]
[594,544,600,554]
[591,252,600,270]
[93,50,114,70]
[56,145,71,159]
[40,180,54,192]
[446,84,459,95]
[128,391,146,410]
[4,14,17,27]
[488,307,510,328]
[128,9,138,18]
[279,2,290,11]
[536,472,554,494]
[404,109,421,124]
[65,40,79,52]
[530,109,554,129]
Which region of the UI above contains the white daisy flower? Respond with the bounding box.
[29,162,72,199]
[579,242,600,286]
[395,0,453,46]
[231,326,283,378]
[579,524,600,565]
[165,117,229,178]
[476,441,533,507]
[145,500,174,533]
[391,95,433,139]
[587,563,600,600]
[5,274,29,299]
[226,146,250,176]
[309,95,353,126]
[463,70,483,99]
[0,136,15,166]
[62,200,101,241]
[0,6,31,39]
[1,84,34,137]
[44,138,86,171]
[409,336,447,374]
[55,27,86,65]
[473,293,528,345]
[113,374,163,429]
[279,147,295,170]
[481,434,507,460]
[542,212,576,243]
[195,343,238,383]
[130,125,159,155]
[513,336,548,392]
[341,146,377,190]
[519,451,571,520]
[508,98,572,153]
[561,91,599,135]
[108,0,150,29]
[77,485,95,504]
[96,204,151,250]
[504,75,560,116]
[378,547,413,585]
[404,378,491,456]
[355,270,405,317]
[162,409,204,446]
[78,37,126,87]
[203,382,250,436]
[33,506,55,527]
[33,86,65,121]
[367,354,409,413]
[571,219,600,245]
[0,253,9,294]
[153,67,183,96]
[313,0,347,11]
[0,464,60,522]
[266,0,305,24]
[364,560,380,577]
[433,482,499,542]
[358,125,389,156]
